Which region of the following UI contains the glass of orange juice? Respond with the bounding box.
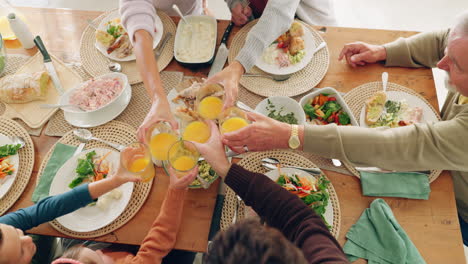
[219,107,250,134]
[147,122,178,166]
[196,83,224,120]
[182,120,211,143]
[168,140,200,178]
[121,142,155,182]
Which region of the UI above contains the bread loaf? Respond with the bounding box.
[0,71,49,104]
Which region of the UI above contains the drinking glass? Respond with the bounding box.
[146,122,178,165]
[120,142,155,182]
[168,140,200,178]
[219,107,250,134]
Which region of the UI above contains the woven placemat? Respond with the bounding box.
[44,70,184,136]
[0,55,43,136]
[80,9,176,85]
[0,118,35,215]
[221,150,341,238]
[342,82,442,183]
[37,121,152,238]
[228,20,329,97]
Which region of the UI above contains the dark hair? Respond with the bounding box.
[0,228,3,247]
[59,245,97,264]
[204,219,308,264]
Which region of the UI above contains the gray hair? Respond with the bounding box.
[454,10,468,36]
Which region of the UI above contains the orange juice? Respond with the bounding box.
[172,155,197,172]
[182,121,210,143]
[129,158,150,173]
[149,133,178,160]
[198,96,223,120]
[221,117,249,134]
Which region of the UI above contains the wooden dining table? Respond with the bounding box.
[3,7,466,263]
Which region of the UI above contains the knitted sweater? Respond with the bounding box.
[303,29,468,222]
[225,164,349,263]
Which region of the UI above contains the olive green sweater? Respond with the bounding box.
[303,29,468,222]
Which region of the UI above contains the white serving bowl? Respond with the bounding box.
[299,87,358,126]
[255,96,306,125]
[60,72,129,114]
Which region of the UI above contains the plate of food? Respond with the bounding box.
[359,91,439,128]
[264,167,334,230]
[300,87,358,126]
[255,96,306,125]
[49,148,134,232]
[0,135,20,200]
[256,21,315,75]
[95,10,164,61]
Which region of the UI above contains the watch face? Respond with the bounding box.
[289,136,300,149]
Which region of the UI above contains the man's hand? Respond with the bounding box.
[231,2,252,26]
[338,42,387,67]
[222,112,291,153]
[137,98,178,144]
[206,61,245,109]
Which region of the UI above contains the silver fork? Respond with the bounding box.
[155,33,172,59]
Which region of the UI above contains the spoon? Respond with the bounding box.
[8,136,25,148]
[73,129,126,151]
[172,4,188,24]
[311,42,327,57]
[41,103,85,111]
[261,157,322,175]
[155,32,172,59]
[108,62,122,72]
[382,71,388,92]
[243,73,291,81]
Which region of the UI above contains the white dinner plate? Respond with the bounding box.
[64,83,131,127]
[49,148,134,232]
[0,134,20,200]
[264,168,334,229]
[359,91,439,128]
[95,10,164,62]
[255,22,316,76]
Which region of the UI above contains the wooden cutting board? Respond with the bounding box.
[1,53,83,128]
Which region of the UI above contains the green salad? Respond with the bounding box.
[190,160,218,187]
[0,144,21,158]
[266,99,299,125]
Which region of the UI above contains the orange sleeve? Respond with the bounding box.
[123,187,187,264]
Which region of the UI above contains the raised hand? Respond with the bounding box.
[137,98,179,144]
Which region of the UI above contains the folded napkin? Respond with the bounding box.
[31,143,77,202]
[360,171,430,200]
[344,198,426,264]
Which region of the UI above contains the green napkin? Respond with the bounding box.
[31,143,77,202]
[360,171,430,200]
[344,199,426,264]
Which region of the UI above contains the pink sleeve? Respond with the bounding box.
[124,187,187,264]
[119,0,157,44]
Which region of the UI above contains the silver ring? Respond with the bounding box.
[243,145,249,152]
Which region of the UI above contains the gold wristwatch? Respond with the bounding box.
[288,125,300,149]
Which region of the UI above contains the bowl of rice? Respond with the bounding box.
[59,72,129,114]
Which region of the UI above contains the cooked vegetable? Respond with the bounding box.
[303,93,351,125]
[266,99,298,125]
[0,144,20,158]
[276,173,331,230]
[190,160,218,186]
[69,150,110,189]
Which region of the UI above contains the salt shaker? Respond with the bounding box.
[7,13,35,49]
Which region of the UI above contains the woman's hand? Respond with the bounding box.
[206,61,245,109]
[231,2,252,26]
[191,121,231,178]
[222,112,291,153]
[137,98,179,144]
[111,163,142,186]
[168,166,198,190]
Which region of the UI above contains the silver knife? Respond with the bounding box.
[34,36,65,95]
[155,32,172,59]
[208,22,234,78]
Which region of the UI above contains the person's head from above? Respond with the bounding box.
[204,219,308,264]
[0,223,36,264]
[437,10,468,96]
[53,244,114,264]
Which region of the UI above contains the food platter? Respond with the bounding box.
[0,134,20,200]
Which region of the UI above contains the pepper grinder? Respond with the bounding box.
[7,13,35,49]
